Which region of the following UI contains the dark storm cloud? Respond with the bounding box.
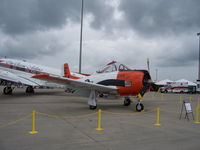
[0,0,114,59]
[119,0,200,37]
[84,1,114,29]
[156,38,198,67]
[0,0,114,35]
[118,0,200,68]
[0,33,64,59]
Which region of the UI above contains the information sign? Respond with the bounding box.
[179,100,194,121]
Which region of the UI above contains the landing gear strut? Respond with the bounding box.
[124,97,131,106]
[88,90,97,110]
[26,86,34,94]
[3,87,13,95]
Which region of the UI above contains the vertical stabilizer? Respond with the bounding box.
[63,63,80,79]
[63,63,70,78]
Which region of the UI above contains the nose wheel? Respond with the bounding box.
[136,103,144,112]
[124,97,144,111]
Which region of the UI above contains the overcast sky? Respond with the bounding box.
[0,0,199,82]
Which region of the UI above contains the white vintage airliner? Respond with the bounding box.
[0,58,83,94]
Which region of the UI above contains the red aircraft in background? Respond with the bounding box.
[33,61,152,111]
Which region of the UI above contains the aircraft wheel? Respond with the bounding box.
[136,103,144,112]
[89,105,97,110]
[3,87,12,95]
[124,98,131,106]
[26,86,34,94]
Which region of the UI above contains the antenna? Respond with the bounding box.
[147,58,150,72]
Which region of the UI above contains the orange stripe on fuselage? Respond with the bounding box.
[116,71,144,96]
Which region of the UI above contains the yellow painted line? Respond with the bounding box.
[0,113,31,128]
[103,109,153,116]
[36,111,97,119]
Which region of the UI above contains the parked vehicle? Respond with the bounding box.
[160,82,189,93]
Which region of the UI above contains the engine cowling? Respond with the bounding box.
[116,70,151,96]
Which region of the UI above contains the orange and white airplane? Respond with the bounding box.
[33,61,151,111]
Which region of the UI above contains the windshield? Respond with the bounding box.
[96,61,131,74]
[118,64,130,71]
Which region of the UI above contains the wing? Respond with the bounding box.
[32,73,116,93]
[0,70,39,86]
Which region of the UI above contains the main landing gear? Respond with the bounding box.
[124,97,131,106]
[88,90,97,110]
[26,86,34,94]
[3,86,13,95]
[89,105,97,110]
[2,86,35,95]
[87,90,145,111]
[123,97,144,112]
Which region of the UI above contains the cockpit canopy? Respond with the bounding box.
[96,61,131,74]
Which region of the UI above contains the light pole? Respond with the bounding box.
[197,32,200,88]
[79,0,84,73]
[156,69,158,81]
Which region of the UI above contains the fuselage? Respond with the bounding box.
[78,71,147,96]
[0,58,60,75]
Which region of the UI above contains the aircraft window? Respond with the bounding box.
[0,63,8,67]
[96,64,117,73]
[111,65,117,71]
[119,64,130,71]
[10,65,13,69]
[20,67,26,71]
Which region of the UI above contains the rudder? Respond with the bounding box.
[63,63,70,78]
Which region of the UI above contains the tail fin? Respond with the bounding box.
[63,63,80,79]
[63,63,70,78]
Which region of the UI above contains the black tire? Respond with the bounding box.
[99,94,104,98]
[26,86,34,94]
[3,87,12,95]
[136,103,144,112]
[124,98,131,106]
[89,105,97,110]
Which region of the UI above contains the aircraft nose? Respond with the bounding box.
[140,71,151,96]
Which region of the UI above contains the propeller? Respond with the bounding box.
[137,70,158,99]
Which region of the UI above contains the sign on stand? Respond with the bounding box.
[179,100,194,121]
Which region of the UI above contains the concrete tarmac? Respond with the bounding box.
[0,86,200,150]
